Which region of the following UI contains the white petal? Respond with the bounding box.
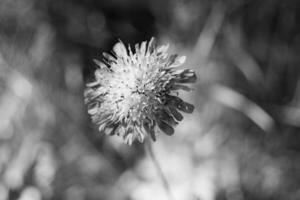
[113,41,128,59]
[177,55,186,65]
[140,41,147,56]
[157,44,169,53]
[87,103,98,115]
[93,59,108,69]
[146,37,156,55]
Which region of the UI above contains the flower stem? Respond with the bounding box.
[145,139,175,200]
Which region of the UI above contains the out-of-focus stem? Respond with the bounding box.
[145,139,175,200]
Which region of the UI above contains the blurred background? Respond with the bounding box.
[1,0,300,199]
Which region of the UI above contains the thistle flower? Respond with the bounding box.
[84,38,196,145]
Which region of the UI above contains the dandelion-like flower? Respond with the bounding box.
[84,38,196,145]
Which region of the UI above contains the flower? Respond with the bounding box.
[84,38,196,145]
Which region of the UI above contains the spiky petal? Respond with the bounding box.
[84,38,196,145]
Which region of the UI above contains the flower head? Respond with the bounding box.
[84,38,196,145]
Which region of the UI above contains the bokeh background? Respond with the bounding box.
[1,0,300,200]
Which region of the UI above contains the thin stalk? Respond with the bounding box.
[145,139,175,200]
